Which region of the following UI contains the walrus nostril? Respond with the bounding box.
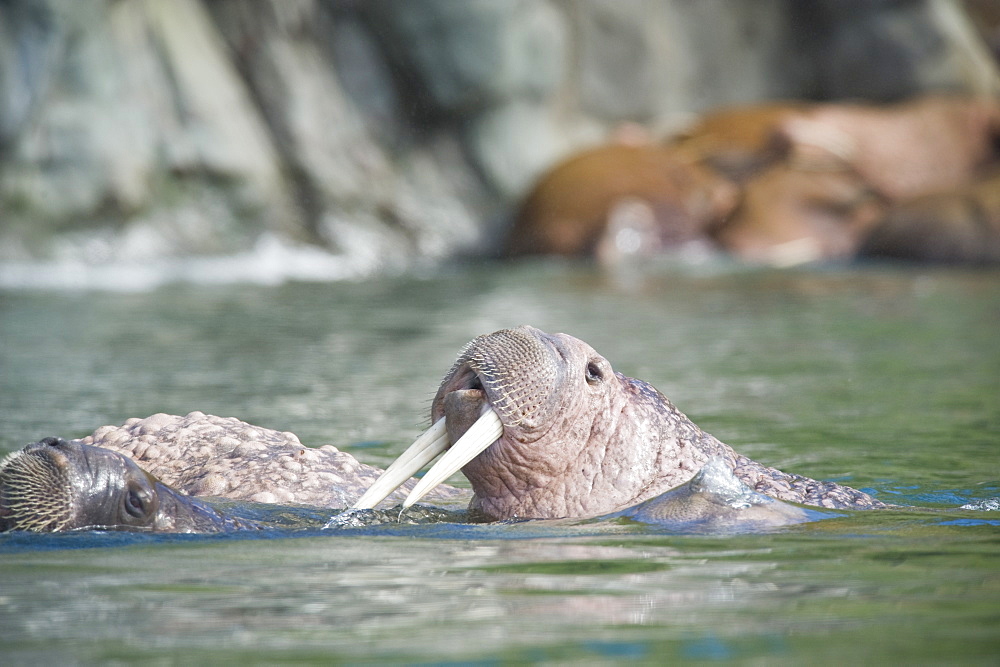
[39,437,66,447]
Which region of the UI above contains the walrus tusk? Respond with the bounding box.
[402,409,504,509]
[351,417,450,509]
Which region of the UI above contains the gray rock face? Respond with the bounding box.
[0,0,996,274]
[0,0,292,260]
[361,0,567,115]
[800,0,1000,100]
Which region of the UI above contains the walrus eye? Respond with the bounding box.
[585,361,604,385]
[125,487,147,518]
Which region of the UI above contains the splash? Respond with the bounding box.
[960,498,1000,511]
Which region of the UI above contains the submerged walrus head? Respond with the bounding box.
[354,326,718,519]
[0,437,244,532]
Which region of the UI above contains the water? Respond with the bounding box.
[1,260,998,663]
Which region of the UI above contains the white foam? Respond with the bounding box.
[0,234,377,292]
[960,498,1000,511]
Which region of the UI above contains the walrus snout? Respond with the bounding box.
[5,436,77,476]
[21,437,99,479]
[20,436,73,456]
[355,326,589,512]
[0,437,76,532]
[36,436,69,448]
[435,325,562,430]
[431,362,484,418]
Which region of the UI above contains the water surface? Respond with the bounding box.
[1,261,998,663]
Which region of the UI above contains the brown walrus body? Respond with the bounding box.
[507,96,1000,265]
[859,171,1000,264]
[505,144,738,260]
[712,96,1000,263]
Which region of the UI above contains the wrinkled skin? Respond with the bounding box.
[0,412,467,533]
[80,412,463,508]
[433,326,883,520]
[0,438,253,533]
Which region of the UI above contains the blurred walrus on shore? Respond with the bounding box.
[506,95,1000,265]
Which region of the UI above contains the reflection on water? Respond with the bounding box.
[1,261,998,662]
[2,514,997,663]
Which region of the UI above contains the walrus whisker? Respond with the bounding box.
[0,448,74,532]
[403,409,504,509]
[351,416,450,510]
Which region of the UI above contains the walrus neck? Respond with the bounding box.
[623,380,888,510]
[153,484,260,532]
[602,378,725,505]
[467,376,725,520]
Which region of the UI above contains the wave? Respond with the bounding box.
[0,235,383,292]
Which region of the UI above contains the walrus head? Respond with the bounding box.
[354,326,712,519]
[0,437,242,532]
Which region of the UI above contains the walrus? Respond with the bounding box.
[0,412,469,533]
[711,162,886,266]
[354,326,885,519]
[0,412,814,533]
[507,96,1000,265]
[0,431,813,533]
[0,434,466,533]
[0,437,258,532]
[858,171,1000,264]
[776,96,1000,202]
[697,96,1000,264]
[504,143,738,260]
[75,412,465,508]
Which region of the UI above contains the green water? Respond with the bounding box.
[1,261,998,663]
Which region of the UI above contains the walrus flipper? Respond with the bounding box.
[618,458,829,531]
